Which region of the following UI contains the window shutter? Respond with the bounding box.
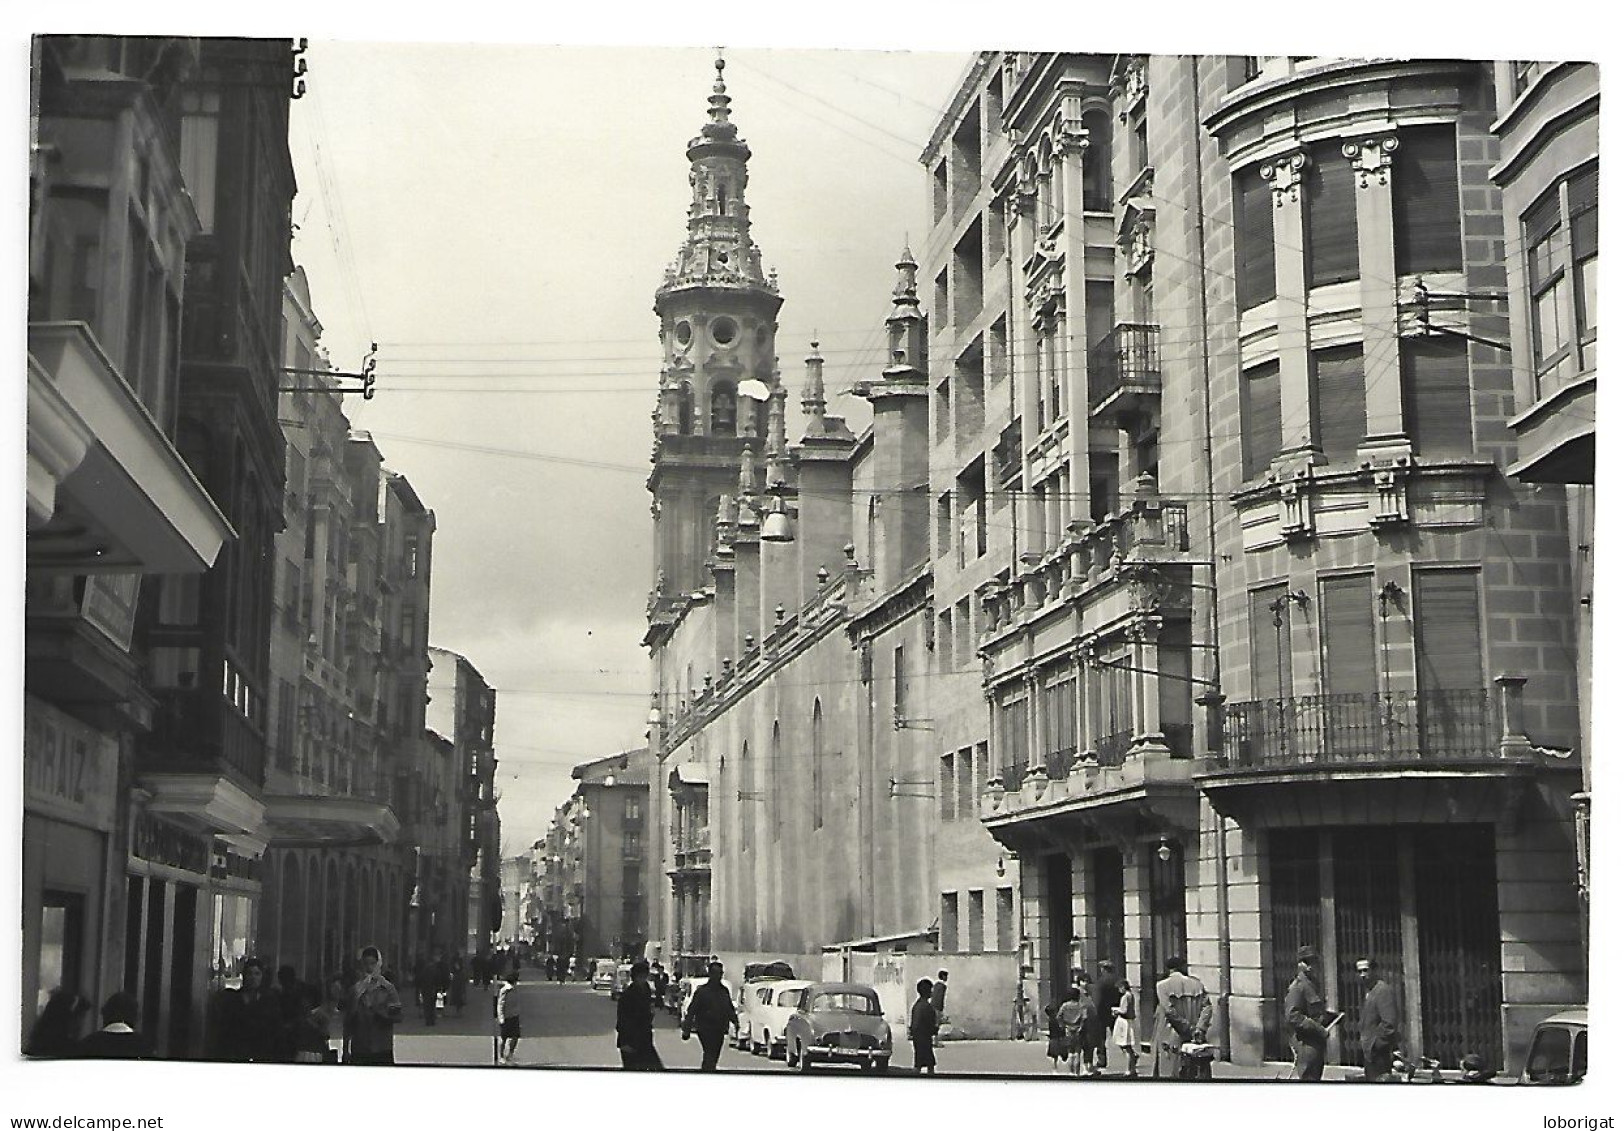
[1312,345,1366,462]
[1243,359,1282,479]
[1319,574,1378,696]
[1414,570,1484,691]
[1250,585,1291,699]
[1402,337,1473,456]
[1394,126,1462,274]
[1235,168,1277,310]
[1306,141,1359,287]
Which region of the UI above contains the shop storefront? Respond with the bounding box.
[21,695,122,1047]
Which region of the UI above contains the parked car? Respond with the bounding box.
[783,982,892,1072]
[675,975,734,1026]
[1521,1009,1587,1085]
[732,961,797,1049]
[609,962,633,1000]
[590,958,617,991]
[745,979,813,1059]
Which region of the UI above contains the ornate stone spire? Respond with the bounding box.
[704,53,736,139]
[801,338,827,426]
[885,243,928,379]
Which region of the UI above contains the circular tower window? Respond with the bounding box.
[711,317,739,347]
[674,320,693,347]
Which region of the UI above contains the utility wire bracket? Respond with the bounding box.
[279,341,379,398]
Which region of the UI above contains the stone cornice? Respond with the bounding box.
[846,567,932,644]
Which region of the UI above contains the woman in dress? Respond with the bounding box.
[1111,976,1139,1078]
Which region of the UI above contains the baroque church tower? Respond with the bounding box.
[648,56,785,601]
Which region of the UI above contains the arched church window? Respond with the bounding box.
[811,699,824,830]
[711,382,737,435]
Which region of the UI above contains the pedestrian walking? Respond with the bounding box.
[653,962,672,1008]
[1111,976,1140,1078]
[908,978,939,1074]
[1091,962,1122,1071]
[1151,955,1214,1080]
[74,992,151,1059]
[292,980,342,1064]
[543,954,555,982]
[449,956,468,1018]
[344,946,404,1066]
[1355,957,1400,1081]
[1284,945,1333,1081]
[681,960,738,1071]
[496,970,523,1065]
[615,959,664,1070]
[930,970,949,1046]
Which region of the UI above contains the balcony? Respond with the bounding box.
[1197,685,1572,826]
[983,736,1197,848]
[1088,322,1161,419]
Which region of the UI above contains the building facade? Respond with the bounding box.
[254,269,424,983]
[25,34,235,1054]
[569,750,652,961]
[644,59,1016,1037]
[425,646,499,957]
[955,51,1586,1072]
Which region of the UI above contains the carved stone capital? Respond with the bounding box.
[1342,135,1400,189]
[1260,152,1308,207]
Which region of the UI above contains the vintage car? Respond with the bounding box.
[782,982,892,1072]
[608,962,633,1000]
[1521,1009,1587,1085]
[732,962,797,1050]
[745,979,813,1059]
[590,958,617,991]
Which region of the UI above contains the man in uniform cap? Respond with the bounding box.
[1355,957,1401,1080]
[1283,944,1331,1081]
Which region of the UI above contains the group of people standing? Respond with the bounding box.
[1045,961,1142,1077]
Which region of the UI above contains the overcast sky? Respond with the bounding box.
[285,43,973,854]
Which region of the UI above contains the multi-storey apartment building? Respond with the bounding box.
[1489,60,1597,930]
[952,51,1586,1073]
[569,750,651,960]
[425,646,498,957]
[24,35,234,1052]
[666,761,711,977]
[255,269,417,981]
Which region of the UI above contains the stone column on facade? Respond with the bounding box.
[1059,116,1092,523]
[1346,134,1410,454]
[1260,151,1316,458]
[1023,666,1042,779]
[1120,843,1148,1016]
[1129,618,1166,750]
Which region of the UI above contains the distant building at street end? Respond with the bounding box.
[565,749,651,961]
[426,646,500,956]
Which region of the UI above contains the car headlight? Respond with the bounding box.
[879,1029,892,1048]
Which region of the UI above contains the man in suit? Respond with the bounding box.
[681,961,738,1071]
[1356,957,1401,1080]
[1284,944,1331,1081]
[616,960,664,1070]
[1151,955,1213,1080]
[75,992,151,1059]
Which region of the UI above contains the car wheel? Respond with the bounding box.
[785,1040,799,1070]
[798,1043,816,1072]
[866,1058,890,1073]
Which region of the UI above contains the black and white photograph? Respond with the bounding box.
[7,6,1612,1129]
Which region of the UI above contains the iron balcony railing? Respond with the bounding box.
[1000,758,1029,791]
[1044,747,1077,779]
[1217,689,1497,769]
[1088,322,1161,413]
[1092,729,1134,768]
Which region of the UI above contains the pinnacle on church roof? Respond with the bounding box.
[702,51,739,142]
[892,242,922,311]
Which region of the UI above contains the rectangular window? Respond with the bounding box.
[1319,573,1378,696]
[1235,167,1278,310]
[1311,345,1365,462]
[940,893,960,953]
[1250,584,1293,699]
[973,743,989,799]
[1242,359,1282,479]
[1394,126,1462,275]
[967,890,986,954]
[1414,570,1484,692]
[894,645,908,723]
[955,597,972,667]
[1306,140,1359,287]
[1525,187,1569,371]
[956,747,974,819]
[1572,167,1598,353]
[939,753,956,821]
[1401,337,1473,456]
[1089,451,1118,522]
[938,608,953,673]
[995,887,1015,951]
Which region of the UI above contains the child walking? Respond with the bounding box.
[496,970,522,1065]
[1112,976,1139,1078]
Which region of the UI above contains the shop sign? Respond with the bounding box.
[132,811,210,875]
[81,573,142,651]
[24,695,119,830]
[210,841,261,884]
